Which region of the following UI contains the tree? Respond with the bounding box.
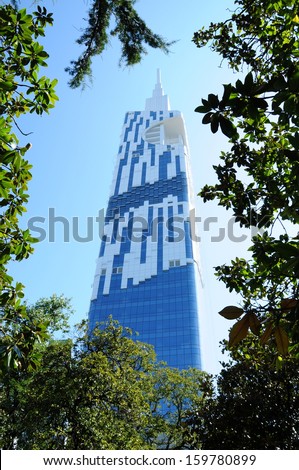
[0,3,58,369]
[194,0,299,359]
[187,336,299,449]
[65,0,173,88]
[0,315,212,449]
[0,294,72,449]
[0,293,72,372]
[148,367,213,450]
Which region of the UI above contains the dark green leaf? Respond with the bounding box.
[219,115,237,138]
[195,105,208,113]
[202,112,213,124]
[210,115,219,133]
[208,93,219,108]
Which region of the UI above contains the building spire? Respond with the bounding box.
[145,69,170,113]
[157,68,162,87]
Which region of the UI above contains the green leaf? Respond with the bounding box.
[219,115,237,138]
[287,132,299,149]
[0,81,16,91]
[37,50,49,59]
[252,98,268,110]
[201,98,212,111]
[284,96,297,114]
[244,72,254,91]
[208,93,219,108]
[195,105,208,113]
[210,115,219,133]
[289,70,299,92]
[235,79,245,94]
[222,83,233,104]
[202,112,213,124]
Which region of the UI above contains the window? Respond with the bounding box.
[113,267,123,274]
[101,268,107,275]
[169,259,181,268]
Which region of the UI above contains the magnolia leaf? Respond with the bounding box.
[274,326,289,356]
[281,298,298,311]
[195,105,208,113]
[289,70,299,92]
[202,112,213,124]
[210,115,219,133]
[219,305,244,320]
[0,81,16,91]
[222,83,233,104]
[260,322,274,345]
[208,93,219,107]
[248,312,260,335]
[219,115,237,138]
[228,313,250,347]
[244,72,254,91]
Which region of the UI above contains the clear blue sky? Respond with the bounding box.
[9,0,252,374]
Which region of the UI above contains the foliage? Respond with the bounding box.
[194,0,299,357]
[0,294,72,373]
[65,0,174,88]
[0,3,58,369]
[187,337,299,449]
[0,316,211,449]
[0,294,72,449]
[148,367,213,449]
[25,294,72,336]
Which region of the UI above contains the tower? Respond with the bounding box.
[88,72,202,369]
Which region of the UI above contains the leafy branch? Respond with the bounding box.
[0,4,58,370]
[195,0,299,361]
[66,0,174,88]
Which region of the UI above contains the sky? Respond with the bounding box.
[8,0,253,375]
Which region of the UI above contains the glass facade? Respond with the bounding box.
[88,71,202,369]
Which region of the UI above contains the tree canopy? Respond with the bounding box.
[194,0,299,361]
[187,336,299,449]
[0,313,212,449]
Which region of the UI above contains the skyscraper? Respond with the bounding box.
[88,71,202,369]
